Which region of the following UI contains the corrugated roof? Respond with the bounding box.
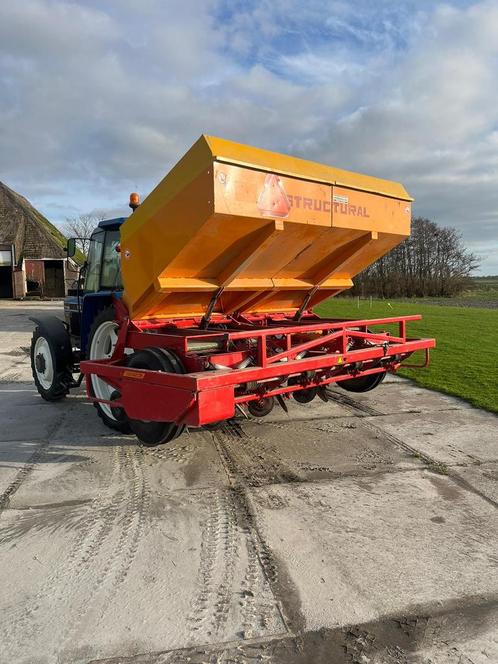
[0,181,67,262]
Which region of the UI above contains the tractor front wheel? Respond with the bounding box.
[31,329,69,401]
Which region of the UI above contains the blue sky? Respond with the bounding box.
[0,0,497,273]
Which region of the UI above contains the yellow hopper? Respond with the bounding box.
[120,136,412,320]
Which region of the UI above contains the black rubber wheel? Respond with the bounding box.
[109,390,129,426]
[288,376,317,404]
[127,347,186,446]
[87,307,131,433]
[337,371,386,393]
[31,328,70,401]
[248,396,274,417]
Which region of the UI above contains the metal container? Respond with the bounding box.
[120,135,412,320]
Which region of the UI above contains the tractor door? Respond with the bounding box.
[84,231,105,293]
[99,230,123,291]
[64,229,104,347]
[64,230,102,343]
[79,229,123,354]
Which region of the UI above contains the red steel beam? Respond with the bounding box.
[81,337,435,393]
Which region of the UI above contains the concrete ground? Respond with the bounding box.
[0,300,497,664]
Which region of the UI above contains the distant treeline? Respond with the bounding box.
[351,217,479,298]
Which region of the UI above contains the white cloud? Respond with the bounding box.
[0,0,497,272]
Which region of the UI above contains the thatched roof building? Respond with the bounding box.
[0,181,76,298]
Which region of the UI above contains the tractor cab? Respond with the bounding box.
[64,217,126,352]
[29,195,141,425]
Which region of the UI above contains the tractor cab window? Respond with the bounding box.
[100,230,123,290]
[84,231,104,292]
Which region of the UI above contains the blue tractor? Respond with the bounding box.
[30,216,131,432]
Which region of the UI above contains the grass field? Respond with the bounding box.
[316,297,498,415]
[463,276,498,303]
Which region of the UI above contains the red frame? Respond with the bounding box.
[80,299,435,427]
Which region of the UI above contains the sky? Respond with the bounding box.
[0,0,497,274]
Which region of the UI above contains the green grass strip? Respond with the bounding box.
[316,298,498,415]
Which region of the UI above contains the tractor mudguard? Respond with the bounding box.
[29,315,73,370]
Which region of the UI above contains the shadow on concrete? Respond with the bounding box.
[87,593,498,664]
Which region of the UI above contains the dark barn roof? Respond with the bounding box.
[0,181,67,263]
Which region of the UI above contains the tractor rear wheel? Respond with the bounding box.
[87,307,131,433]
[126,347,186,446]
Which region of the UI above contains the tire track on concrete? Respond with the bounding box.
[99,446,150,612]
[60,445,149,653]
[76,446,128,568]
[219,420,304,486]
[0,443,127,657]
[3,443,146,658]
[147,441,195,466]
[239,511,280,637]
[186,484,241,639]
[187,487,227,635]
[212,426,303,634]
[322,393,451,464]
[324,390,384,417]
[211,489,239,634]
[0,350,30,383]
[324,392,498,509]
[185,421,295,641]
[0,407,68,513]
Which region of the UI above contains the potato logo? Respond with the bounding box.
[257,174,291,218]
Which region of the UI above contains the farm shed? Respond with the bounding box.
[0,181,78,298]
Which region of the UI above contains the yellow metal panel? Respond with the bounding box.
[332,186,411,235]
[120,136,213,244]
[218,220,284,287]
[121,166,213,315]
[120,135,412,320]
[331,232,406,280]
[214,163,332,226]
[205,135,412,201]
[156,277,219,292]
